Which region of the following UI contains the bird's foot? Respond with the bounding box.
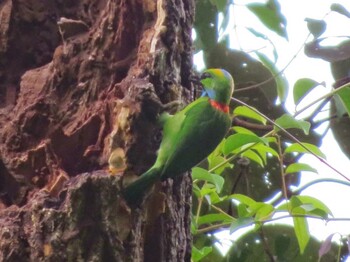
[141,88,184,120]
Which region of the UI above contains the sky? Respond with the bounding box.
[197,0,350,257]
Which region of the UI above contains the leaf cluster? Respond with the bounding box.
[192,1,350,261]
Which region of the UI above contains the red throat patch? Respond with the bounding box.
[209,99,229,113]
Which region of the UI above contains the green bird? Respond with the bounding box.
[123,69,234,205]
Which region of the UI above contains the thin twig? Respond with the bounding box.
[196,213,350,235]
[276,135,289,201]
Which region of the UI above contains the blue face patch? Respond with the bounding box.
[205,89,215,99]
[221,69,231,78]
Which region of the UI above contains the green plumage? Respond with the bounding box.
[123,69,234,205]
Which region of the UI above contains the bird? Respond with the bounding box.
[122,68,234,205]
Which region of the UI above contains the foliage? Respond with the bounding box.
[192,0,350,261]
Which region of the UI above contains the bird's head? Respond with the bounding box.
[200,68,234,105]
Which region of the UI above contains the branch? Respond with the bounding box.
[233,117,273,131]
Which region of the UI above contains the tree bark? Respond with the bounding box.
[0,0,195,261]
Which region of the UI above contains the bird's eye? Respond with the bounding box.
[200,72,212,80]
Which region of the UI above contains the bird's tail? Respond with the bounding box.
[122,167,160,205]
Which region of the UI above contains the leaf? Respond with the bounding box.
[199,184,217,199]
[234,106,267,124]
[232,126,257,135]
[331,3,350,18]
[285,142,326,159]
[229,217,254,233]
[293,195,333,217]
[208,154,233,175]
[223,133,268,155]
[255,52,289,102]
[319,233,336,259]
[336,87,350,118]
[197,213,234,226]
[192,167,225,193]
[305,18,327,38]
[254,203,275,221]
[246,27,268,40]
[210,138,226,157]
[242,150,264,167]
[292,209,310,254]
[192,184,201,198]
[247,0,288,39]
[192,246,213,262]
[253,143,279,159]
[237,203,249,218]
[274,114,311,135]
[285,163,318,175]
[293,78,322,105]
[208,190,226,205]
[231,194,257,207]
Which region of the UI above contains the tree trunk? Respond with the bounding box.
[0,0,195,261]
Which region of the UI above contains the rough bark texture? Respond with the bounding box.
[0,0,195,261]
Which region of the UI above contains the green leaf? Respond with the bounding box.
[331,3,350,18]
[255,203,275,221]
[210,138,226,157]
[293,78,322,105]
[336,87,350,118]
[231,194,257,207]
[223,133,268,155]
[199,184,217,199]
[242,150,264,167]
[285,163,318,175]
[285,142,326,159]
[256,52,289,102]
[234,106,267,124]
[230,217,254,233]
[197,213,234,226]
[293,195,333,218]
[247,27,278,61]
[232,126,257,135]
[253,143,280,159]
[192,246,213,262]
[192,184,201,198]
[292,209,310,254]
[208,154,233,175]
[247,27,268,40]
[305,18,326,38]
[207,190,225,205]
[274,114,311,135]
[247,0,288,39]
[237,203,249,218]
[192,167,225,193]
[253,145,267,165]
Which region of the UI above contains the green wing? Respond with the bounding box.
[156,97,231,179]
